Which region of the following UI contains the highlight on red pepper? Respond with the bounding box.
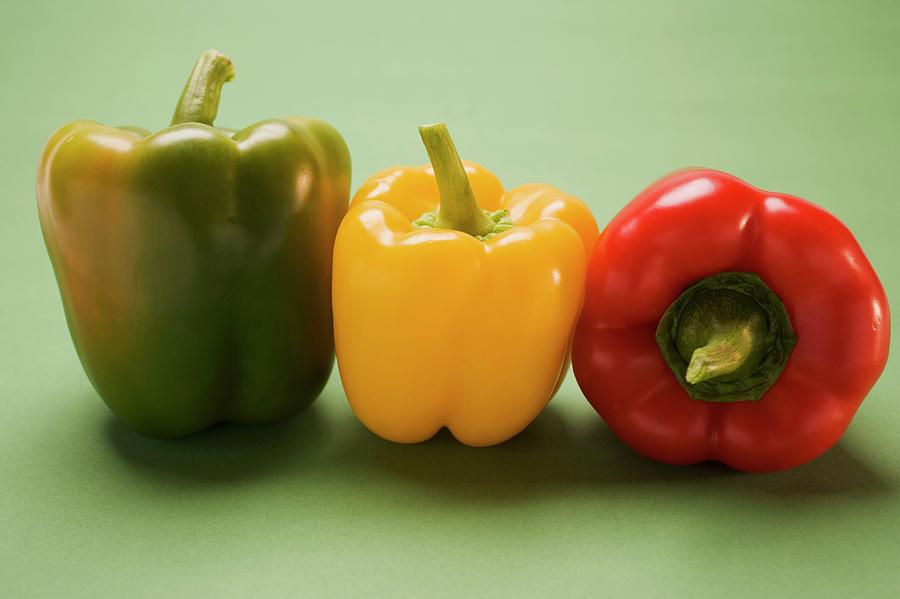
[572,168,890,472]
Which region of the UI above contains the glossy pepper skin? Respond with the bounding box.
[573,168,890,472]
[37,51,350,437]
[334,124,598,447]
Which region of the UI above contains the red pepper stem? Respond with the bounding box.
[685,322,759,384]
[170,50,235,127]
[655,272,797,403]
[418,123,495,238]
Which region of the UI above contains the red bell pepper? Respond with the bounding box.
[573,168,890,472]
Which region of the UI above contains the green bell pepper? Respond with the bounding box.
[37,50,351,437]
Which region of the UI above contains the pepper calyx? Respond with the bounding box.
[655,271,796,402]
[413,208,514,240]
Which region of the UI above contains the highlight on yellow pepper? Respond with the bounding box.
[332,123,599,447]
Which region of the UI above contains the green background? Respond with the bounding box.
[2,1,898,596]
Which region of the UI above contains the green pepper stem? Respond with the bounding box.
[170,50,235,126]
[685,323,759,384]
[418,123,495,237]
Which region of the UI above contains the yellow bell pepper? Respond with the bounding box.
[333,123,598,446]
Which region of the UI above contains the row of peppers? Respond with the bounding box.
[37,51,890,472]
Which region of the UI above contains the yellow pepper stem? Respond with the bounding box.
[418,123,496,238]
[171,50,235,127]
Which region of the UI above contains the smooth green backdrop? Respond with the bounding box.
[2,1,898,597]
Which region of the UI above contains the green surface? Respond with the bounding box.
[1,1,898,596]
